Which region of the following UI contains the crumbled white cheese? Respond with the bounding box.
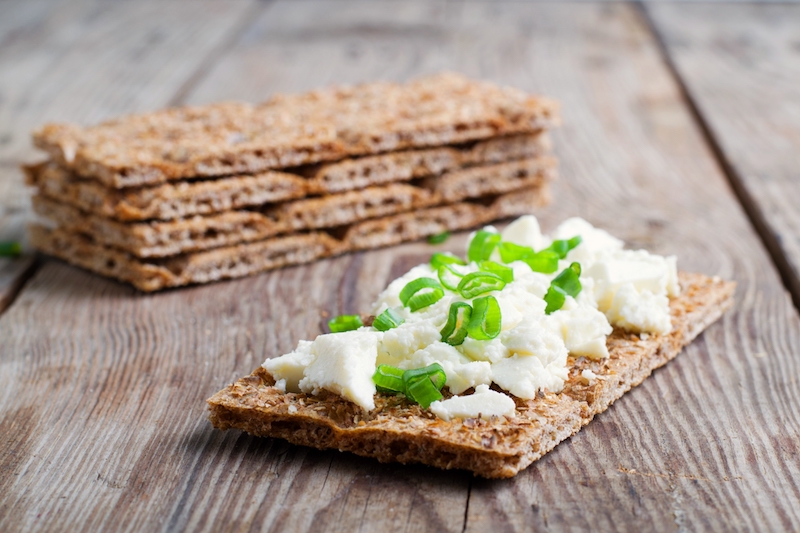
[494,320,569,398]
[605,283,671,335]
[377,319,443,366]
[551,217,624,267]
[500,215,547,251]
[429,384,516,421]
[262,340,314,393]
[297,330,379,411]
[459,337,510,363]
[549,304,612,360]
[401,342,492,394]
[580,369,598,385]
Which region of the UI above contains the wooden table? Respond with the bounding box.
[2,1,799,531]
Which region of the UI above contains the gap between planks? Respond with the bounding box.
[637,1,800,312]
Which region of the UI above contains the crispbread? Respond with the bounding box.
[24,161,308,222]
[206,273,735,478]
[29,185,550,291]
[32,73,559,188]
[32,158,555,258]
[25,133,551,222]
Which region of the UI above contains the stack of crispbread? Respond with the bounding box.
[26,73,560,291]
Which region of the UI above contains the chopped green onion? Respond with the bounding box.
[437,263,465,291]
[440,302,472,346]
[544,286,567,315]
[373,363,449,409]
[399,277,445,312]
[430,252,466,269]
[553,262,582,296]
[427,231,451,244]
[373,308,405,332]
[478,260,514,283]
[546,236,582,259]
[403,363,446,408]
[402,363,447,391]
[457,271,506,299]
[328,314,363,332]
[544,262,583,314]
[373,364,406,393]
[523,250,560,274]
[498,242,535,263]
[467,230,501,263]
[406,377,443,409]
[467,295,502,340]
[0,242,21,257]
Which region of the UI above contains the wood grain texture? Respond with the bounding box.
[646,2,800,309]
[1,1,800,532]
[0,0,258,309]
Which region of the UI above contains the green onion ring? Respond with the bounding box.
[523,250,560,274]
[440,302,472,346]
[399,277,445,312]
[467,295,502,340]
[372,364,406,393]
[457,271,506,299]
[437,263,465,291]
[328,314,363,333]
[544,262,582,314]
[372,308,405,332]
[478,260,514,283]
[405,377,443,409]
[547,235,583,259]
[467,230,501,263]
[427,231,451,244]
[0,242,21,257]
[498,241,535,263]
[430,252,466,269]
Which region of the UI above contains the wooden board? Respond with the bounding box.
[646,2,800,308]
[2,1,800,532]
[0,0,257,310]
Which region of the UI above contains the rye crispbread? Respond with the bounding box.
[32,73,558,188]
[29,185,549,291]
[25,133,550,222]
[206,273,735,478]
[32,158,555,258]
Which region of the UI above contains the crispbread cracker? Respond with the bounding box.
[24,161,308,222]
[26,133,550,221]
[33,158,555,258]
[33,73,558,188]
[29,185,549,291]
[206,273,735,478]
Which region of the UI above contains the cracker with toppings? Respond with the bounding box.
[207,217,735,478]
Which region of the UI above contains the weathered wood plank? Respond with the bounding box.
[1,1,799,532]
[0,0,258,309]
[646,3,800,309]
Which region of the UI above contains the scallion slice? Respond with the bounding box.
[372,364,406,394]
[467,230,501,263]
[440,302,472,346]
[498,242,535,263]
[430,252,466,269]
[402,363,447,391]
[544,286,566,315]
[427,231,451,244]
[478,260,514,283]
[406,378,443,409]
[544,262,582,314]
[546,235,582,259]
[399,277,445,312]
[437,263,465,291]
[467,295,502,340]
[373,308,405,332]
[456,271,506,299]
[403,363,446,408]
[523,250,560,274]
[0,242,21,257]
[328,314,363,332]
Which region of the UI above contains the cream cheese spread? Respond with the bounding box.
[263,215,679,420]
